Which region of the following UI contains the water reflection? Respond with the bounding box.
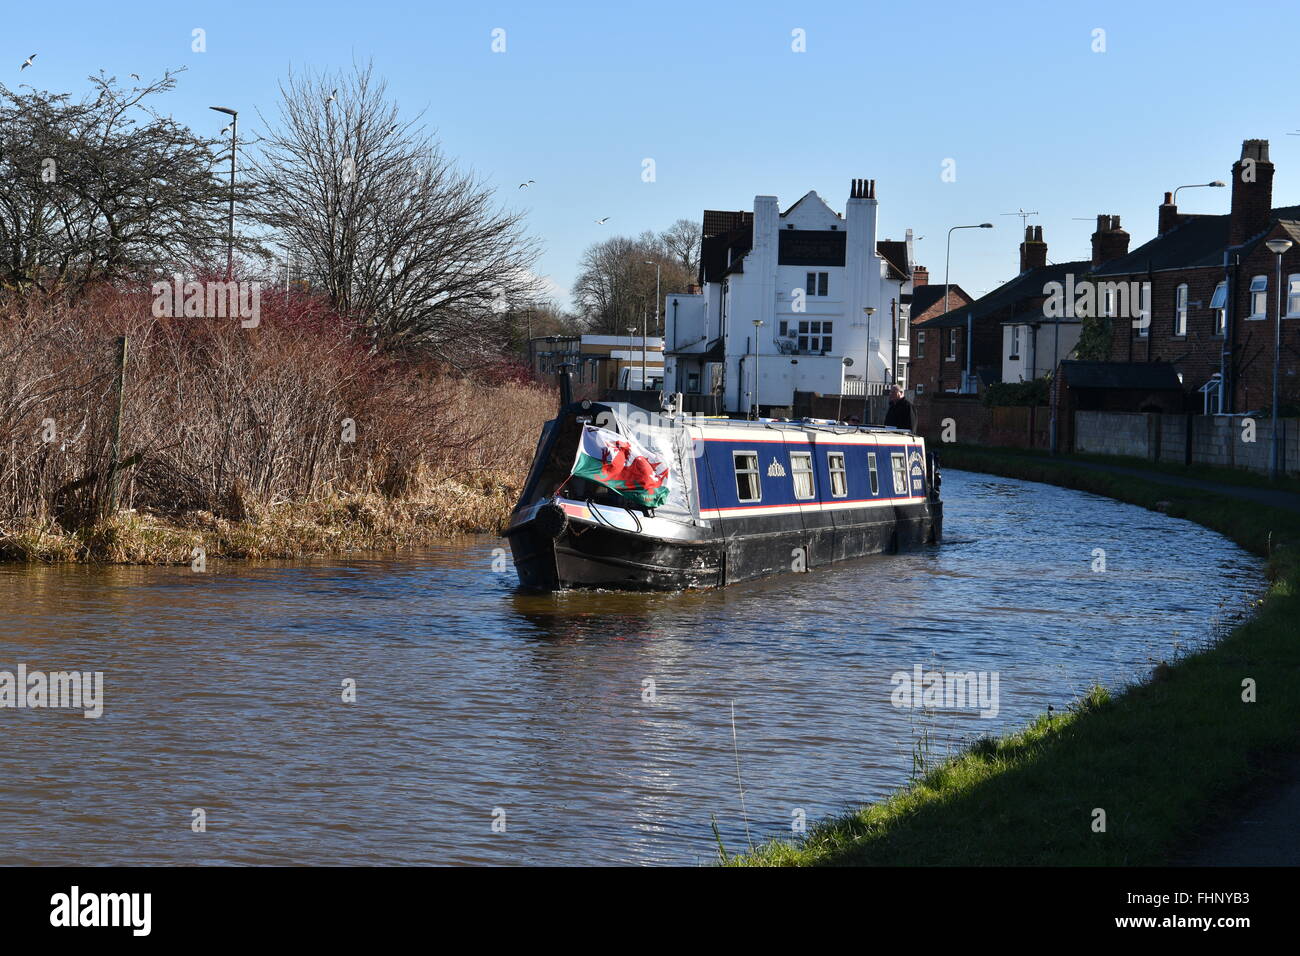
[0,471,1262,865]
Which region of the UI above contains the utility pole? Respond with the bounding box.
[209,106,238,280]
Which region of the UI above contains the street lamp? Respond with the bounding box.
[751,319,764,419]
[644,260,661,334]
[1265,237,1293,479]
[838,356,854,424]
[862,307,876,424]
[626,325,636,390]
[209,106,238,280]
[1172,180,1226,205]
[945,223,993,317]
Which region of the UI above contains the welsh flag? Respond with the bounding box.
[570,425,670,508]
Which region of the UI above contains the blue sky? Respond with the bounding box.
[7,0,1300,305]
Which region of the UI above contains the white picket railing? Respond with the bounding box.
[839,379,887,397]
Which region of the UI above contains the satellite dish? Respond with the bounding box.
[842,356,854,366]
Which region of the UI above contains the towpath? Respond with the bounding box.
[1052,455,1300,866]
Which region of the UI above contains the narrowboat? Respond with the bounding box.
[505,396,942,591]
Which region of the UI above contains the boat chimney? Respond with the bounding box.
[557,364,573,410]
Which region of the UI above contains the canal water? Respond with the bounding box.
[0,471,1262,865]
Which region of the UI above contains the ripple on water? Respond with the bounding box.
[0,470,1264,865]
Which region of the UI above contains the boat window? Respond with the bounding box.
[828,452,848,498]
[733,451,761,502]
[891,453,908,496]
[790,451,815,499]
[868,453,880,496]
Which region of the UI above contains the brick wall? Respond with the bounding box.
[915,397,1049,449]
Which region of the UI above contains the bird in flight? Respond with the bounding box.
[20,54,36,71]
[595,217,610,224]
[518,180,535,189]
[129,73,140,80]
[325,89,338,105]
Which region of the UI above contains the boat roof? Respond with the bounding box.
[572,400,918,439]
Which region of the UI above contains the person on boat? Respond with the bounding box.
[883,384,917,431]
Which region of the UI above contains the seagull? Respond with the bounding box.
[220,123,233,136]
[20,53,36,71]
[325,89,337,105]
[594,216,610,224]
[518,180,535,189]
[129,73,140,80]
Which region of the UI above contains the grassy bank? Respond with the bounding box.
[0,473,524,564]
[733,445,1300,866]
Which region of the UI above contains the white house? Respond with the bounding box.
[664,180,917,415]
[1001,318,1082,384]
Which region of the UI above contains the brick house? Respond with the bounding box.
[906,278,971,396]
[1090,139,1300,414]
[910,222,1128,395]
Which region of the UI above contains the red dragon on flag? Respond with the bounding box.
[569,425,670,508]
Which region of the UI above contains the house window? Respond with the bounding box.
[790,451,815,500]
[797,320,833,353]
[1249,275,1268,319]
[947,328,958,361]
[1210,281,1227,336]
[1009,325,1021,359]
[827,452,848,498]
[778,320,788,337]
[1174,283,1188,337]
[733,451,761,502]
[805,272,829,296]
[868,453,880,496]
[890,453,908,496]
[1288,275,1300,317]
[916,330,925,358]
[915,383,926,395]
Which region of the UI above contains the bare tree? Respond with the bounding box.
[251,62,541,362]
[571,224,698,333]
[658,218,701,279]
[0,69,233,296]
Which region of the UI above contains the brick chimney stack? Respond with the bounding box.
[1158,192,1181,235]
[1019,225,1047,272]
[912,264,929,287]
[1229,139,1274,246]
[1091,215,1130,265]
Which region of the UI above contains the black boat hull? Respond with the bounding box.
[507,498,941,592]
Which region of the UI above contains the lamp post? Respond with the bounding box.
[838,356,854,424]
[862,306,876,423]
[644,260,661,334]
[1266,238,1293,479]
[1172,180,1226,205]
[751,319,764,419]
[626,325,635,390]
[209,106,238,280]
[944,223,993,318]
